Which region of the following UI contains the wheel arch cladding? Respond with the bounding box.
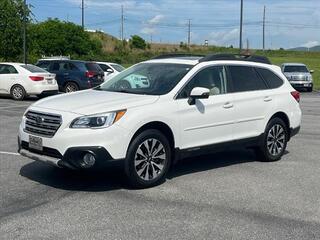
[130,121,175,153]
[269,112,290,132]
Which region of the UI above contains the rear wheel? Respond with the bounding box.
[125,129,171,188]
[10,85,26,101]
[255,118,288,162]
[64,82,79,93]
[307,87,313,92]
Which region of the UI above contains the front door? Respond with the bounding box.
[177,65,234,150]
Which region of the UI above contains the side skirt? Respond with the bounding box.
[174,134,264,163]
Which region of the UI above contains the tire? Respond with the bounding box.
[125,129,172,188]
[307,87,313,92]
[255,117,288,162]
[64,82,79,93]
[10,85,26,101]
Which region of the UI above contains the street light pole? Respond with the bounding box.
[239,0,243,53]
[23,0,27,64]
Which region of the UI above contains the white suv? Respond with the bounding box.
[18,54,302,188]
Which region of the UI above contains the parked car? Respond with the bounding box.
[18,54,301,188]
[96,62,125,81]
[0,63,58,100]
[36,59,104,92]
[281,63,313,92]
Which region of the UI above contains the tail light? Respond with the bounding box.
[29,76,44,81]
[85,71,95,78]
[291,90,300,103]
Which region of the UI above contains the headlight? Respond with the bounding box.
[70,110,126,129]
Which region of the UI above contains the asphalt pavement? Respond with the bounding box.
[0,92,320,240]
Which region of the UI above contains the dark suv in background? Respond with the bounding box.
[36,59,104,92]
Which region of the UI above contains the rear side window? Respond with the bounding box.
[228,66,268,92]
[37,61,50,71]
[111,64,125,72]
[20,64,47,73]
[256,68,283,89]
[98,64,112,72]
[0,64,18,74]
[85,63,102,71]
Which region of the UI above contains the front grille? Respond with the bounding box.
[24,111,62,137]
[291,75,307,81]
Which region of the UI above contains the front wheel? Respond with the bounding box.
[255,118,288,162]
[307,87,313,92]
[125,129,171,188]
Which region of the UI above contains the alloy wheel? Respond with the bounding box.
[134,138,167,181]
[12,86,23,99]
[267,124,285,156]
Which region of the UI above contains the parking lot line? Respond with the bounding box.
[0,105,30,110]
[0,151,20,156]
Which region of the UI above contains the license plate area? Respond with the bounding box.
[29,135,43,151]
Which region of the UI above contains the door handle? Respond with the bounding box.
[264,96,272,102]
[223,102,234,109]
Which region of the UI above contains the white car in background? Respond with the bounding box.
[0,63,58,100]
[97,62,125,81]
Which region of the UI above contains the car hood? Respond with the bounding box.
[32,90,159,115]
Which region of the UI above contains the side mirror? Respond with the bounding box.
[188,87,210,105]
[106,69,114,73]
[310,70,314,74]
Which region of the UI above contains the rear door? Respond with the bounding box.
[49,61,70,88]
[227,65,274,140]
[0,64,19,94]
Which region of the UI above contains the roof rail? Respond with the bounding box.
[152,53,205,60]
[199,53,271,64]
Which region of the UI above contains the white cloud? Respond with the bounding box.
[209,28,239,46]
[148,14,165,24]
[301,40,319,48]
[141,15,165,35]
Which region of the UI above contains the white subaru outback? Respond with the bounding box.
[18,54,302,188]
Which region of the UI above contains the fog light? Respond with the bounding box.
[80,152,96,168]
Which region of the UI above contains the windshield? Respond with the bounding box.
[20,64,48,73]
[96,63,192,95]
[111,64,125,72]
[284,65,309,73]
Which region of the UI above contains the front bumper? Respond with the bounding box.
[18,139,123,169]
[289,81,313,88]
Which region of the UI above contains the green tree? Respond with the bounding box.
[0,0,31,61]
[28,19,102,57]
[129,35,147,50]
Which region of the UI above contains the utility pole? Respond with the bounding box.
[81,0,84,29]
[187,19,191,47]
[263,5,266,51]
[239,0,243,53]
[23,0,27,64]
[121,5,124,41]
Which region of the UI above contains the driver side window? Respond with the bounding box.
[178,66,228,98]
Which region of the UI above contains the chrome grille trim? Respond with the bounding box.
[24,111,62,137]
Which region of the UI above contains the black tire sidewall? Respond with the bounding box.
[261,118,288,162]
[125,129,171,188]
[11,85,26,100]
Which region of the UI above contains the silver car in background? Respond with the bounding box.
[281,63,314,92]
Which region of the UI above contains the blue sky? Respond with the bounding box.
[28,0,320,49]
